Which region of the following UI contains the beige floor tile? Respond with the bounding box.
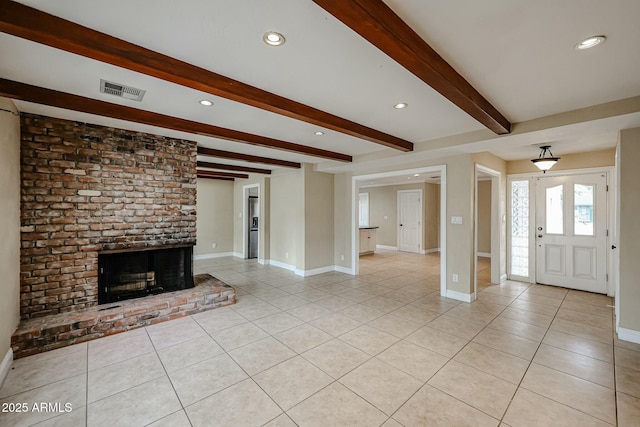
[454,342,529,385]
[168,353,247,406]
[509,299,559,316]
[88,331,155,371]
[269,294,309,311]
[339,325,399,356]
[615,346,640,371]
[253,356,333,410]
[525,284,568,299]
[193,308,248,332]
[488,316,548,342]
[382,418,404,427]
[274,324,333,354]
[377,340,449,381]
[616,365,640,398]
[146,317,208,349]
[516,292,563,308]
[186,379,282,427]
[556,307,613,329]
[615,335,640,353]
[367,313,422,338]
[338,303,386,323]
[313,295,357,311]
[288,382,387,427]
[157,335,224,373]
[428,360,517,419]
[88,352,165,403]
[233,301,282,321]
[229,337,296,375]
[617,392,640,427]
[498,307,553,328]
[564,291,612,308]
[560,300,613,318]
[361,296,407,313]
[428,314,487,339]
[340,358,422,415]
[476,292,516,306]
[473,328,539,360]
[0,374,86,427]
[294,289,332,302]
[503,387,612,427]
[302,339,370,379]
[87,376,181,427]
[533,344,614,388]
[251,287,290,301]
[309,313,362,336]
[393,384,499,427]
[542,330,613,363]
[391,304,441,324]
[33,407,87,427]
[405,325,469,357]
[287,303,333,322]
[521,363,616,424]
[253,312,304,335]
[444,304,497,326]
[550,318,613,345]
[148,410,191,427]
[208,322,269,351]
[263,413,298,427]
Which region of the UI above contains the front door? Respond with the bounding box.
[535,173,607,293]
[398,190,422,253]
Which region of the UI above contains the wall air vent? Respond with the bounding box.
[100,79,146,102]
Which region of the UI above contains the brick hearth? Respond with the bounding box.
[11,274,235,358]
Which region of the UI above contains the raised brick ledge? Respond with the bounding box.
[11,274,235,359]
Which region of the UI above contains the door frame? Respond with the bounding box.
[507,166,615,296]
[242,183,260,260]
[474,164,502,298]
[397,189,423,254]
[351,165,447,297]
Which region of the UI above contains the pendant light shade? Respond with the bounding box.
[531,145,560,173]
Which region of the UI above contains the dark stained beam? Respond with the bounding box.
[197,175,235,182]
[197,161,271,175]
[0,78,351,162]
[0,0,413,152]
[196,170,249,179]
[313,0,511,135]
[197,147,300,169]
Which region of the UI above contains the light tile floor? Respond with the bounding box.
[1,250,638,426]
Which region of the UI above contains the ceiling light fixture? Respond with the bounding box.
[314,131,324,136]
[531,145,560,173]
[394,103,408,109]
[263,31,286,46]
[199,100,213,106]
[414,174,420,177]
[575,35,606,50]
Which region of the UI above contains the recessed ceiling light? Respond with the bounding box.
[575,35,606,50]
[263,31,286,46]
[314,131,324,136]
[199,100,213,106]
[394,102,408,109]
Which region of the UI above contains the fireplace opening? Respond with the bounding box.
[98,246,194,304]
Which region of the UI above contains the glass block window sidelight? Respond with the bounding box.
[510,180,530,277]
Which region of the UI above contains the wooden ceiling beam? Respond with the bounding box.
[0,0,413,152]
[196,170,249,179]
[197,175,235,182]
[0,78,350,163]
[313,0,511,135]
[197,147,300,168]
[197,161,271,175]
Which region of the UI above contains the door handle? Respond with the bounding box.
[537,234,543,238]
[612,245,617,249]
[400,224,403,227]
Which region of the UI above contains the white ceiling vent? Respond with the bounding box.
[100,79,146,102]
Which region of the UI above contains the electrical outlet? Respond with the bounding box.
[285,252,289,259]
[340,254,345,261]
[211,243,217,249]
[452,274,459,283]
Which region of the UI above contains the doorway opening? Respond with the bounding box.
[242,184,260,260]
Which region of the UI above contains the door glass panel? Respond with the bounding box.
[510,180,529,277]
[574,184,594,236]
[546,185,563,234]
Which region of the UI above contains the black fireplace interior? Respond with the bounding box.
[98,246,194,304]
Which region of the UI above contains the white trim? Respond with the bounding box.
[500,274,508,283]
[376,245,398,251]
[508,166,614,180]
[477,252,491,258]
[0,348,12,389]
[334,265,355,275]
[446,289,474,303]
[194,252,235,260]
[618,327,640,345]
[232,252,244,258]
[295,265,335,277]
[397,189,423,254]
[268,259,296,272]
[258,258,268,265]
[424,248,440,254]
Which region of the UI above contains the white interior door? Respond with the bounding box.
[535,173,607,293]
[398,190,422,253]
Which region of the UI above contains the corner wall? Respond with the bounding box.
[0,98,20,380]
[195,178,234,257]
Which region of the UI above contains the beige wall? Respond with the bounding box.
[507,148,615,175]
[477,180,491,254]
[424,183,440,250]
[195,178,234,256]
[617,129,640,335]
[303,167,334,271]
[0,98,20,366]
[269,170,304,267]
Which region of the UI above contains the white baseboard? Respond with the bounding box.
[477,252,491,258]
[446,289,474,303]
[335,265,355,275]
[233,252,244,258]
[424,248,440,254]
[194,252,235,260]
[0,348,12,389]
[376,245,398,251]
[268,259,296,272]
[618,327,640,345]
[500,274,508,283]
[295,265,335,277]
[258,258,268,265]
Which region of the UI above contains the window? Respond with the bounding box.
[545,184,564,234]
[574,184,594,236]
[359,192,369,227]
[510,180,529,277]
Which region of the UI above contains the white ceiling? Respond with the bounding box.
[1,0,639,173]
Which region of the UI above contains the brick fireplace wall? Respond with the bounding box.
[20,114,197,320]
